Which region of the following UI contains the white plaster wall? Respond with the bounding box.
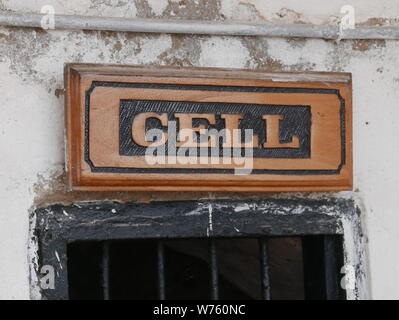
[0,1,398,299]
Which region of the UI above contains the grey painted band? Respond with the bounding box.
[1,11,398,39]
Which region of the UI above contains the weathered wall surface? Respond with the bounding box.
[0,1,398,299]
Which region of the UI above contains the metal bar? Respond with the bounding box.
[323,236,339,300]
[259,239,272,300]
[209,240,219,300]
[302,236,325,299]
[2,11,399,40]
[101,241,110,300]
[157,241,166,300]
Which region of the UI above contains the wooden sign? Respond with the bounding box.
[65,64,352,191]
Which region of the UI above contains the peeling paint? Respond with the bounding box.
[234,204,251,212]
[207,203,213,236]
[352,39,386,52]
[28,208,41,300]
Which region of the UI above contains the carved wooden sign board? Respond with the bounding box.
[65,64,352,191]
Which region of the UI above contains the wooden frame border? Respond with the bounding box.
[32,198,366,300]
